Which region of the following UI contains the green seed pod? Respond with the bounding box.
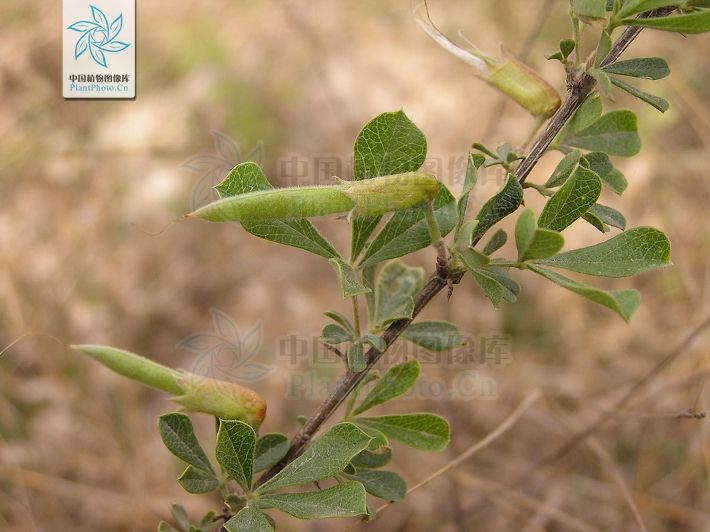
[72,345,267,428]
[342,172,439,217]
[414,2,561,118]
[186,172,439,222]
[74,344,183,395]
[188,186,354,223]
[173,372,266,429]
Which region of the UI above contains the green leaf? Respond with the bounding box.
[471,175,524,242]
[572,0,607,19]
[617,0,684,18]
[321,323,353,345]
[610,76,669,113]
[601,57,670,79]
[373,260,425,328]
[482,229,508,255]
[539,166,602,231]
[455,219,480,251]
[254,433,290,473]
[351,447,393,469]
[545,151,582,188]
[358,424,390,450]
[401,321,463,352]
[362,265,377,324]
[594,30,612,65]
[328,258,371,298]
[537,226,671,277]
[216,420,257,492]
[199,511,218,529]
[515,209,565,262]
[545,51,565,62]
[527,264,640,321]
[470,268,506,307]
[158,413,215,475]
[215,162,340,259]
[352,360,420,416]
[621,10,710,33]
[560,39,576,58]
[587,203,626,230]
[324,311,355,335]
[257,423,372,493]
[456,247,491,270]
[559,95,602,140]
[260,481,368,520]
[351,111,428,259]
[590,68,614,101]
[584,152,627,194]
[158,522,178,532]
[583,210,609,232]
[171,504,190,532]
[359,184,457,267]
[604,169,628,195]
[347,470,407,501]
[347,342,366,373]
[361,334,387,353]
[224,505,273,532]
[560,110,641,156]
[355,414,450,451]
[478,267,521,303]
[457,154,484,230]
[178,465,220,494]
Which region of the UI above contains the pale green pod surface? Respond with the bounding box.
[71,344,183,395]
[343,172,439,217]
[173,372,267,429]
[187,186,354,222]
[187,172,440,222]
[73,344,268,427]
[485,53,561,118]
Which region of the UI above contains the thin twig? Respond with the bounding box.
[587,438,648,532]
[256,269,460,486]
[341,390,541,531]
[256,6,674,488]
[456,471,603,532]
[516,6,675,184]
[371,390,541,518]
[537,315,710,468]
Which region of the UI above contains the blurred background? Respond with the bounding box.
[1,0,709,530]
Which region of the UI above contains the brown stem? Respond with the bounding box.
[256,269,462,486]
[256,7,673,488]
[516,7,675,184]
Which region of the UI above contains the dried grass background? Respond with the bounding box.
[1,1,709,531]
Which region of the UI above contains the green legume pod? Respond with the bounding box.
[187,172,440,222]
[188,186,354,222]
[343,172,439,217]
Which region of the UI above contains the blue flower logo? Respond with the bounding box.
[67,5,130,68]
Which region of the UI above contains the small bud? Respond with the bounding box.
[486,51,562,119]
[414,1,561,118]
[72,345,267,428]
